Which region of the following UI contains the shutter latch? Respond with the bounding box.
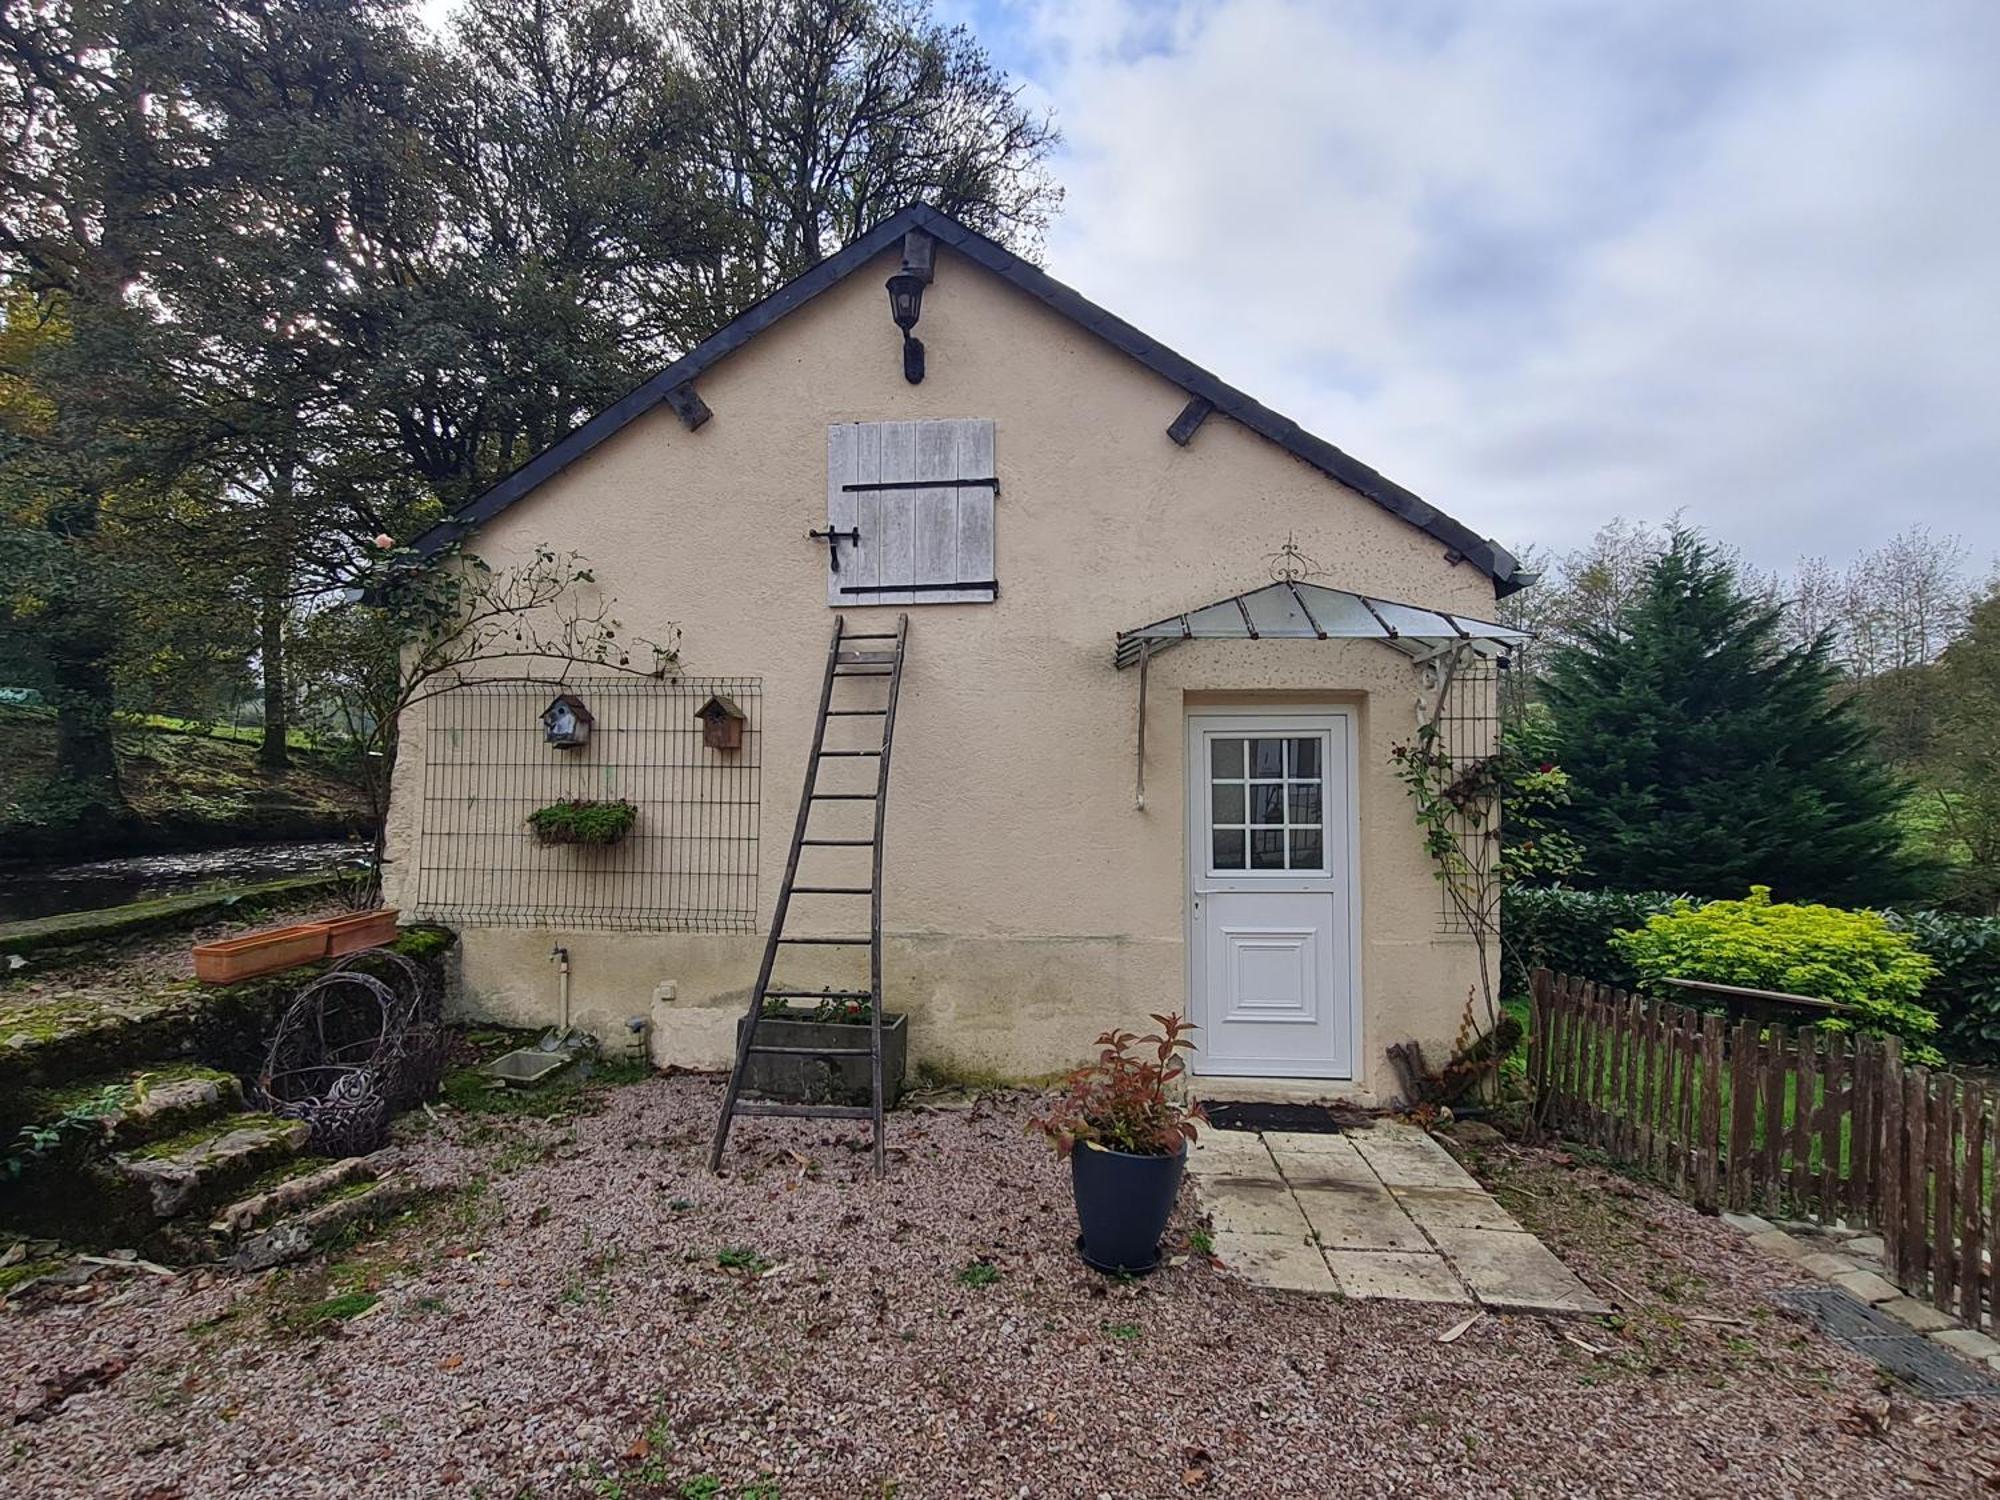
[808,526,861,572]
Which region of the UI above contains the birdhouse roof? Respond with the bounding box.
[695,695,745,721]
[543,693,595,724]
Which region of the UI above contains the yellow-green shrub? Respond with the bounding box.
[1611,886,1943,1064]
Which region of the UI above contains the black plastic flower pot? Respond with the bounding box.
[1069,1140,1186,1275]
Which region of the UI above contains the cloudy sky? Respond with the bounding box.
[934,0,2000,575]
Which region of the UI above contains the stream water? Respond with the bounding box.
[0,840,363,924]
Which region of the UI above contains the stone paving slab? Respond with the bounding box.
[1201,1176,1325,1236]
[1294,1183,1433,1252]
[1390,1185,1522,1233]
[1324,1249,1472,1304]
[1190,1125,1607,1314]
[1425,1224,1613,1315]
[1211,1227,1339,1294]
[1348,1132,1481,1189]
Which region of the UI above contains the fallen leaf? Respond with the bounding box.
[438,1354,464,1371]
[623,1435,651,1462]
[1437,1313,1483,1344]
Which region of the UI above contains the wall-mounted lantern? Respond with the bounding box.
[885,271,926,384]
[542,692,595,750]
[695,695,746,751]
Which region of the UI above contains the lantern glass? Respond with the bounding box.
[885,272,925,331]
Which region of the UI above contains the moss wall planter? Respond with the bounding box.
[734,1013,906,1108]
[526,799,637,848]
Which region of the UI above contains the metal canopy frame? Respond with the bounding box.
[1116,579,1528,809]
[1114,579,1526,670]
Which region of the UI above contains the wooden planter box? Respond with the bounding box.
[192,923,329,984]
[319,908,400,957]
[734,1013,906,1109]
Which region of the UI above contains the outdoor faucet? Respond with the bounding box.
[549,944,572,1037]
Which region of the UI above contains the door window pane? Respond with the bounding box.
[1250,829,1286,870]
[1211,783,1244,823]
[1212,738,1244,778]
[1251,738,1285,777]
[1288,737,1320,778]
[1287,783,1322,823]
[1289,827,1323,870]
[1212,827,1245,868]
[1252,783,1286,823]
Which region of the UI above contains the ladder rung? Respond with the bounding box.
[777,935,872,945]
[790,885,873,894]
[836,652,897,664]
[840,632,900,640]
[810,792,877,800]
[801,838,874,846]
[731,1102,875,1121]
[833,671,892,678]
[817,750,881,757]
[746,1044,874,1058]
[826,709,887,716]
[763,988,873,999]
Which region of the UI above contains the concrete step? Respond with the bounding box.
[110,1114,311,1220]
[208,1149,398,1236]
[225,1174,420,1271]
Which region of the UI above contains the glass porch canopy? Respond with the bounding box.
[1112,579,1529,670]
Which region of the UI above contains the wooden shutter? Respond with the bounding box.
[825,419,996,606]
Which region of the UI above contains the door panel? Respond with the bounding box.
[1188,714,1354,1079]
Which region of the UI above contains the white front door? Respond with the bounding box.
[1186,713,1356,1079]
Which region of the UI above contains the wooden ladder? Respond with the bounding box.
[709,613,909,1178]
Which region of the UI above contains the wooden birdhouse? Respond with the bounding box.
[541,693,595,750]
[695,695,746,751]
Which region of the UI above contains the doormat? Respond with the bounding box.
[1198,1101,1377,1135]
[1774,1285,2000,1400]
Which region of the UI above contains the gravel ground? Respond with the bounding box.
[4,1074,1997,1499]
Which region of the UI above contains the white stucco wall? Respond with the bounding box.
[383,239,1507,1102]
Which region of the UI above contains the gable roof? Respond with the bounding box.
[406,205,1527,595]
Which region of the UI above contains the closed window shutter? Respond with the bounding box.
[825,419,996,606]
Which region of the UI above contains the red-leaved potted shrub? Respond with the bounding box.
[1031,1014,1204,1273]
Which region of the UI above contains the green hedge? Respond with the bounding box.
[1888,910,2000,1065]
[1504,886,2000,1066]
[1500,887,1683,998]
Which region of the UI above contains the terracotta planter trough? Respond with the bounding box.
[192,923,329,984]
[191,908,399,984]
[320,908,400,957]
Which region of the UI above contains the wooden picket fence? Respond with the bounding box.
[1529,969,1999,1332]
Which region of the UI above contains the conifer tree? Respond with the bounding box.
[1543,529,1926,905]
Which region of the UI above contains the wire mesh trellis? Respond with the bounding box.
[410,677,762,932]
[1425,651,1502,936]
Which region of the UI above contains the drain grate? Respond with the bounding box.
[1198,1101,1376,1135]
[1775,1285,2000,1400]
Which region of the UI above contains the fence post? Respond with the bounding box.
[1880,1036,1904,1278]
[1932,1075,1957,1314]
[1696,1013,1724,1213]
[1904,1066,1929,1293]
[1960,1086,1985,1329]
[1675,1008,1698,1197]
[1726,1019,1754,1212]
[1817,1033,1845,1223]
[1529,969,1552,1137]
[1791,1030,1817,1215]
[1759,1023,1786,1217]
